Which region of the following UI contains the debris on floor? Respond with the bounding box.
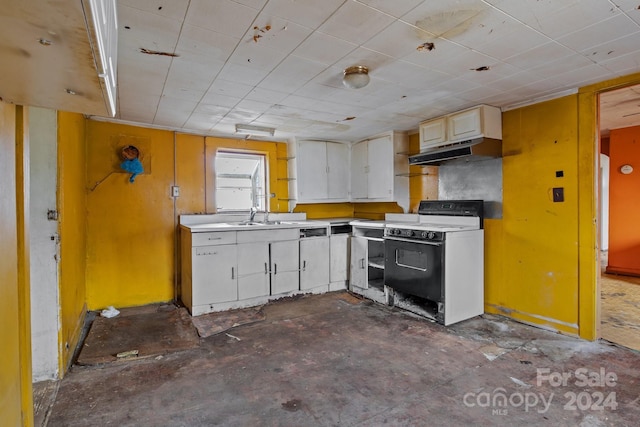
[46,292,640,426]
[191,306,265,338]
[76,304,199,365]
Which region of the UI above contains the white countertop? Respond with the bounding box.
[182,219,330,232]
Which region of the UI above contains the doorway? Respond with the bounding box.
[598,83,640,351]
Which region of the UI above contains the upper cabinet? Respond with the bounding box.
[289,131,409,211]
[419,117,447,152]
[350,131,409,212]
[419,105,502,151]
[294,140,350,203]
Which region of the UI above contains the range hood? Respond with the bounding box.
[409,138,502,166]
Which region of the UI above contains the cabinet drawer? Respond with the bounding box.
[237,228,299,243]
[191,231,236,246]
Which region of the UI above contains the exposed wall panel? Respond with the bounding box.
[29,107,60,381]
[439,158,503,218]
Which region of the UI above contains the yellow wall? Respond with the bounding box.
[487,96,581,335]
[85,121,176,309]
[1,101,31,425]
[57,111,88,373]
[84,123,292,309]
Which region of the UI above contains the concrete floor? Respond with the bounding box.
[43,292,640,426]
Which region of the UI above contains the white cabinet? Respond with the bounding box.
[271,240,300,294]
[448,105,501,143]
[300,237,330,291]
[237,242,270,300]
[350,131,409,212]
[349,227,385,291]
[349,224,389,305]
[349,236,368,289]
[419,117,447,152]
[192,245,237,304]
[295,140,349,203]
[418,104,502,151]
[181,230,238,315]
[237,228,299,298]
[327,142,350,200]
[330,233,349,284]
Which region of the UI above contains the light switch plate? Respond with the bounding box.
[171,186,180,197]
[552,187,564,202]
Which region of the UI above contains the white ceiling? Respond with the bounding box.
[2,0,640,142]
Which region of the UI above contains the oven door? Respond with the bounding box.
[384,236,443,302]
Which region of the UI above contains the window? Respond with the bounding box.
[215,151,267,211]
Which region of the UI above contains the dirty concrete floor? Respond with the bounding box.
[46,292,640,426]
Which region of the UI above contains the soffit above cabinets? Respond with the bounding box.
[2,0,640,141]
[0,0,113,117]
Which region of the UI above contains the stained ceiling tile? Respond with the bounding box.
[363,20,435,58]
[400,0,488,37]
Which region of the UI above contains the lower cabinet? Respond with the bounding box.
[237,240,299,298]
[237,242,270,300]
[192,245,238,304]
[236,229,300,300]
[182,225,333,316]
[270,240,300,294]
[349,226,387,305]
[300,236,330,291]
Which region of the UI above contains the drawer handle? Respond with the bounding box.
[231,267,235,280]
[303,260,306,271]
[274,264,277,275]
[208,237,222,240]
[360,258,365,269]
[264,263,268,274]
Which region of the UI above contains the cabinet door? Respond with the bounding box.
[349,236,368,289]
[296,141,328,201]
[326,142,349,200]
[300,237,330,290]
[366,135,393,199]
[237,242,270,300]
[419,117,447,151]
[192,245,237,304]
[330,234,349,283]
[350,141,368,199]
[448,107,481,142]
[270,240,299,294]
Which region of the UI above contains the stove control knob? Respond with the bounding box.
[421,231,429,238]
[427,231,436,240]
[406,230,414,237]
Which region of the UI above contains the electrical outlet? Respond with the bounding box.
[171,186,180,197]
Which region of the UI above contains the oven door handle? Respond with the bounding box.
[395,249,428,272]
[384,236,443,246]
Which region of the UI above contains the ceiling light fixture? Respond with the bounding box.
[343,65,370,89]
[235,124,276,137]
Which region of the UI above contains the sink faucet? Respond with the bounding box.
[249,206,258,222]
